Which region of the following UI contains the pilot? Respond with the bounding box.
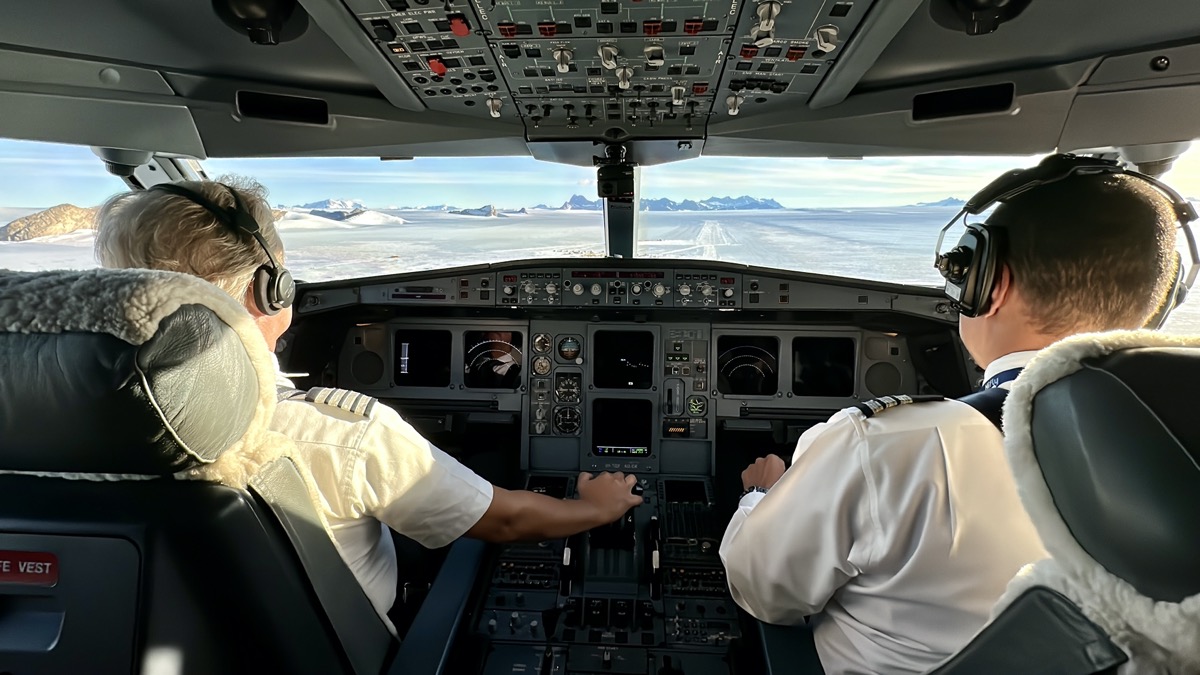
[93,177,644,633]
[718,158,1182,674]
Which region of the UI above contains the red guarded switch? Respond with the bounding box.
[739,44,759,59]
[498,21,517,37]
[449,15,470,36]
[427,56,448,76]
[786,45,808,61]
[538,21,556,36]
[683,19,703,34]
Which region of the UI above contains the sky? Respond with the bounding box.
[5,136,1200,210]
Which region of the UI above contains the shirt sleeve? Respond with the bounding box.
[718,411,879,624]
[342,405,495,549]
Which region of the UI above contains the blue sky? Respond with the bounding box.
[5,136,1200,210]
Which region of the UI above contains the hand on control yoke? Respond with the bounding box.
[741,454,786,491]
[577,471,643,524]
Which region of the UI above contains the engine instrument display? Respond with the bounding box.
[717,336,780,396]
[464,331,523,389]
[793,337,857,397]
[393,329,453,387]
[592,330,654,389]
[592,398,653,455]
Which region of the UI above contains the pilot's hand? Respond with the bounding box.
[742,455,787,491]
[577,471,643,523]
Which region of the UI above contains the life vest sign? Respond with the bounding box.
[0,550,59,587]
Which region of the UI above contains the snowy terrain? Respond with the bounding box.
[2,206,1198,334]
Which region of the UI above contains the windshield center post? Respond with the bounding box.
[595,143,641,259]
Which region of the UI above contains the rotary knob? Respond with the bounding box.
[652,283,667,298]
[631,284,643,295]
[534,420,547,434]
[722,288,734,298]
[700,283,713,296]
[521,281,536,295]
[572,283,585,295]
[678,283,692,296]
[590,283,602,296]
[534,407,547,420]
[503,286,515,296]
[545,282,558,295]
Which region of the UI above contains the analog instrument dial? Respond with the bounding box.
[533,333,552,354]
[558,336,582,361]
[554,406,582,435]
[532,355,552,376]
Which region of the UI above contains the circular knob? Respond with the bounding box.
[503,286,515,296]
[631,284,643,295]
[700,283,713,296]
[590,283,602,296]
[722,288,734,298]
[545,282,558,295]
[572,283,585,295]
[652,283,667,297]
[534,420,547,434]
[521,281,536,294]
[678,283,691,296]
[535,407,547,420]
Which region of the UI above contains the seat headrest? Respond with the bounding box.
[1004,331,1200,604]
[0,269,278,477]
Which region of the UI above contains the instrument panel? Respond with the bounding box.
[339,316,915,475]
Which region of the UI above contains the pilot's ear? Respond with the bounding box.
[981,264,1013,318]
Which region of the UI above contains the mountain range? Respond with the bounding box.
[289,194,785,213]
[908,197,966,207]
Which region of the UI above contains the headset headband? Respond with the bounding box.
[935,153,1200,318]
[149,182,286,273]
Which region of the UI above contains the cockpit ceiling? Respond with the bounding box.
[3,0,1200,164]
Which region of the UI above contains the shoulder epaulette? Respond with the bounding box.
[852,394,944,418]
[302,386,378,418]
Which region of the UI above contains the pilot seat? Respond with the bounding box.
[929,330,1200,674]
[0,269,395,674]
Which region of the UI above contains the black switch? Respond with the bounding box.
[574,16,592,28]
[503,44,521,58]
[679,44,696,56]
[387,0,409,9]
[468,55,486,66]
[433,19,450,31]
[403,21,422,34]
[371,20,397,42]
[601,1,619,13]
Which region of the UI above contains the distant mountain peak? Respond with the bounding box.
[452,205,500,217]
[296,198,368,211]
[910,197,965,207]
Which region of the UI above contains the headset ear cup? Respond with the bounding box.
[253,265,279,316]
[275,268,296,310]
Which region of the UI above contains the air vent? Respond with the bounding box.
[911,82,1014,121]
[236,91,330,125]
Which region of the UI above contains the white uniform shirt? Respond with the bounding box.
[272,372,494,632]
[719,351,1048,674]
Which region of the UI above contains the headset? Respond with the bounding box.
[150,182,296,315]
[933,153,1200,328]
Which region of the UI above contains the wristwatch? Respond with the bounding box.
[740,485,769,499]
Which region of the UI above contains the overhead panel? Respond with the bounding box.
[344,0,877,143]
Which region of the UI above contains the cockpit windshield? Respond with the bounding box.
[2,137,1199,332]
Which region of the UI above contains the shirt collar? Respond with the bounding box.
[983,350,1039,389]
[272,354,296,389]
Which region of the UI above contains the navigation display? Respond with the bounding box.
[464,330,523,389]
[592,398,653,456]
[593,330,654,389]
[792,337,856,397]
[393,329,452,388]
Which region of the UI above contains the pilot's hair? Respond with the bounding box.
[94,176,283,302]
[990,172,1179,334]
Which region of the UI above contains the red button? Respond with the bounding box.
[0,550,59,587]
[450,16,470,36]
[428,57,448,76]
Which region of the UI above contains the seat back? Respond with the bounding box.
[0,269,392,675]
[931,331,1200,674]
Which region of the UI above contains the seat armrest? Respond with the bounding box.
[388,538,486,675]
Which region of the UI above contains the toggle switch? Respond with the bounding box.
[755,1,782,32]
[486,98,503,118]
[671,85,686,106]
[726,94,743,115]
[598,44,619,70]
[553,47,574,73]
[643,45,665,67]
[615,66,633,90]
